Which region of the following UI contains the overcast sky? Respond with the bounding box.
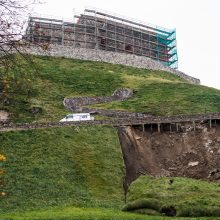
[33,0,220,89]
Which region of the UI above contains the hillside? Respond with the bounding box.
[1,126,220,219]
[123,176,220,217]
[1,55,220,123]
[0,126,124,212]
[1,56,220,219]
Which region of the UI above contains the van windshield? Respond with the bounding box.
[67,115,73,119]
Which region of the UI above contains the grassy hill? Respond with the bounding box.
[1,56,220,219]
[123,176,220,217]
[2,126,220,219]
[2,55,220,123]
[0,126,124,212]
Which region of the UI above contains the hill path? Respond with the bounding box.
[1,112,220,132]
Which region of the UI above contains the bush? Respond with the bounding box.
[0,154,6,197]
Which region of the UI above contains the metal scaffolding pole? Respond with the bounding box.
[25,8,178,69]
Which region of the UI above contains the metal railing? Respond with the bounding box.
[84,6,175,35]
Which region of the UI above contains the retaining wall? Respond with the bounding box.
[1,112,220,132]
[64,88,133,111]
[23,45,200,84]
[82,108,152,118]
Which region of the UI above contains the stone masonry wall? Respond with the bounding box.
[64,88,133,111]
[24,45,200,84]
[1,112,220,132]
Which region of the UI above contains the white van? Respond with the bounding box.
[60,113,94,122]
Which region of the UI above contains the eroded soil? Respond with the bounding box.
[118,123,220,191]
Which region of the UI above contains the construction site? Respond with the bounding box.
[24,7,178,69]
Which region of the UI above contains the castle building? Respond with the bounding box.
[24,7,178,69]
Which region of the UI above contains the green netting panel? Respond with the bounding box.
[156,28,178,69]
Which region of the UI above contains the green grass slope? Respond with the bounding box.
[2,56,220,123]
[2,56,220,219]
[0,126,124,213]
[4,206,219,220]
[123,176,220,217]
[2,126,220,219]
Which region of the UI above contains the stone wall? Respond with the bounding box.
[24,45,200,84]
[81,108,152,118]
[1,112,220,132]
[64,88,133,111]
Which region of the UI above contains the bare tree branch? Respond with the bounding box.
[0,0,43,106]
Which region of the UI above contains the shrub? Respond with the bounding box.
[0,153,6,197]
[0,154,6,162]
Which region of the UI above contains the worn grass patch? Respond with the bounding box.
[124,175,220,217]
[97,82,220,115]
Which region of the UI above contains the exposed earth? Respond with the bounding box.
[118,123,220,191]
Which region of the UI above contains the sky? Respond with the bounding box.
[32,0,220,89]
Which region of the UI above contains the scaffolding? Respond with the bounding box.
[24,8,178,69]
